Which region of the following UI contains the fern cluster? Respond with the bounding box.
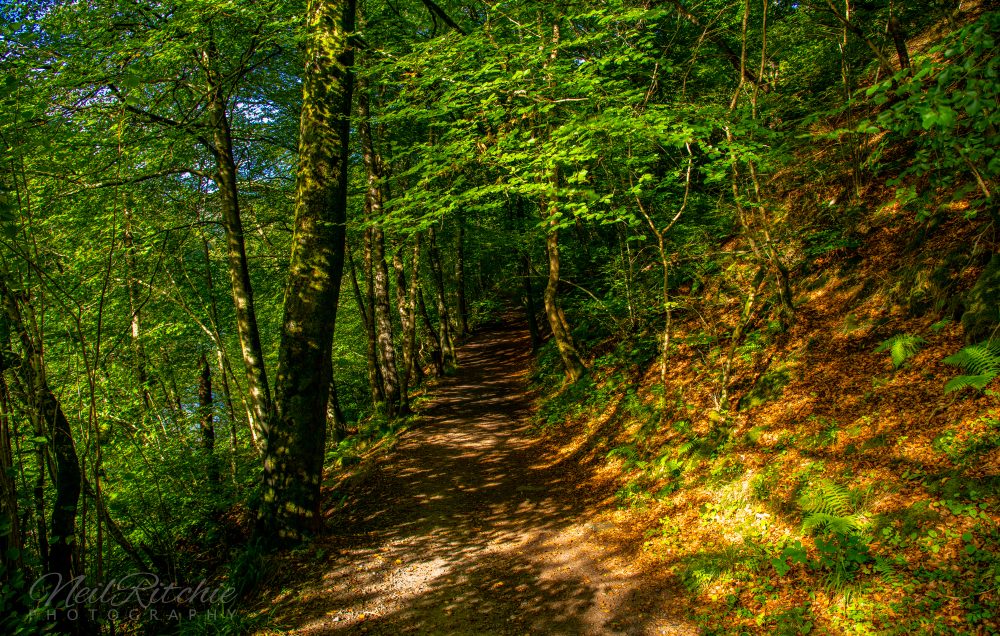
[943,339,1000,393]
[875,333,926,368]
[796,480,885,599]
[798,479,868,536]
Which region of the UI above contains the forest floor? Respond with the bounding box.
[254,317,697,635]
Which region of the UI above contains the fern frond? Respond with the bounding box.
[799,479,853,517]
[875,333,925,368]
[943,342,1000,374]
[802,512,863,535]
[606,445,639,462]
[944,374,996,393]
[874,555,903,588]
[943,340,1000,393]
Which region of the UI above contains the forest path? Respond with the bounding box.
[262,318,694,635]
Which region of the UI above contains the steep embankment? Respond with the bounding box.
[253,319,694,635]
[529,205,1000,633]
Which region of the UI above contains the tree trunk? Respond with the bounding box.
[259,0,356,543]
[888,15,910,73]
[198,352,218,483]
[455,217,469,337]
[123,207,153,411]
[34,442,47,571]
[822,0,896,77]
[326,375,348,443]
[417,286,445,377]
[392,241,416,410]
[81,476,153,575]
[217,350,239,477]
[520,252,542,351]
[427,226,457,368]
[0,279,81,630]
[662,0,771,91]
[205,47,273,449]
[200,230,253,460]
[350,245,385,406]
[719,267,767,409]
[358,91,401,416]
[407,238,425,386]
[541,216,585,382]
[372,230,400,414]
[0,365,22,583]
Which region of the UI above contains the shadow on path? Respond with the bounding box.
[260,318,695,635]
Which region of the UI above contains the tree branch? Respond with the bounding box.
[664,0,770,92]
[420,0,466,35]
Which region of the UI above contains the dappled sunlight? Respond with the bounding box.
[257,320,693,635]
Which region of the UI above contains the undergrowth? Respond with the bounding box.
[531,243,1000,634]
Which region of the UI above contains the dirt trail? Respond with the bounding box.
[262,319,695,635]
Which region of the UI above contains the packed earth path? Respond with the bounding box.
[257,318,697,635]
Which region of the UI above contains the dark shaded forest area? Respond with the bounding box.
[1,0,998,633]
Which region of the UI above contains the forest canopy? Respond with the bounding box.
[1,0,997,633]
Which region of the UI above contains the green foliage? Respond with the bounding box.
[930,318,951,333]
[0,557,50,636]
[532,372,603,430]
[770,539,810,577]
[738,368,791,411]
[798,479,863,529]
[0,0,996,632]
[680,540,768,594]
[943,340,1000,393]
[751,463,781,501]
[606,445,640,467]
[325,413,411,469]
[774,604,814,635]
[813,532,873,594]
[803,228,860,258]
[176,606,269,636]
[868,11,1000,217]
[228,541,273,600]
[614,478,654,509]
[786,480,881,597]
[932,416,1000,462]
[874,333,925,368]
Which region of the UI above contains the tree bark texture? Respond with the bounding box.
[260,0,356,543]
[417,285,445,377]
[392,241,417,411]
[205,41,273,448]
[541,210,585,383]
[358,91,401,416]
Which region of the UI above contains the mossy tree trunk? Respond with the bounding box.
[541,216,586,383]
[259,0,356,543]
[417,284,445,377]
[0,327,22,589]
[326,376,348,443]
[123,206,153,412]
[521,252,542,351]
[358,90,401,416]
[204,33,273,448]
[392,239,418,411]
